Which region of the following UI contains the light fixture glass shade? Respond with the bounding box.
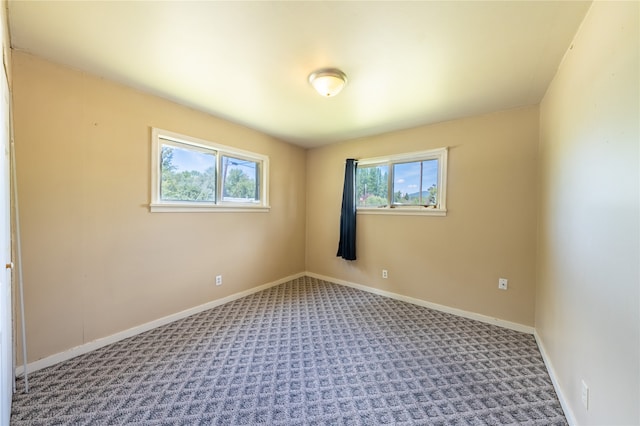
[308,68,347,97]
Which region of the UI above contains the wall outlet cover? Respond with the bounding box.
[581,380,589,409]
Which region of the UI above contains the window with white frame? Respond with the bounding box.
[356,147,447,215]
[150,128,269,212]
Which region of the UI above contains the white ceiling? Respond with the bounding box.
[8,1,591,148]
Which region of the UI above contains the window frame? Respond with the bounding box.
[150,128,269,213]
[356,147,448,216]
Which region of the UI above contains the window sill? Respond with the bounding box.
[149,203,270,213]
[357,207,447,216]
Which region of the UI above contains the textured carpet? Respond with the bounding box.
[11,276,567,425]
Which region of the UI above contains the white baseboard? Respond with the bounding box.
[15,271,306,376]
[306,272,535,335]
[534,330,576,426]
[16,271,535,376]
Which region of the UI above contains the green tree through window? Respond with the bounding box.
[356,165,388,207]
[160,145,216,202]
[223,169,255,199]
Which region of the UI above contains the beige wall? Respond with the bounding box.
[537,2,639,425]
[306,107,539,327]
[12,52,307,363]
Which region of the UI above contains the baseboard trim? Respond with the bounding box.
[16,271,535,376]
[534,330,576,426]
[15,271,306,376]
[306,272,535,335]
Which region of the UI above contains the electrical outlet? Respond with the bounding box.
[498,278,508,290]
[215,275,223,286]
[581,380,589,410]
[382,269,388,279]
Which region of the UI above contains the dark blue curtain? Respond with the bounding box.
[337,159,357,260]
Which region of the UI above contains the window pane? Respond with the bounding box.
[421,159,439,206]
[160,143,216,202]
[356,165,389,207]
[393,162,422,205]
[221,156,260,202]
[392,160,439,206]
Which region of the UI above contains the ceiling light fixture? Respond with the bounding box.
[308,68,347,97]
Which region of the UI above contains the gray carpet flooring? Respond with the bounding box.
[11,276,567,425]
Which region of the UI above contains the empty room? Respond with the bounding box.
[1,1,638,425]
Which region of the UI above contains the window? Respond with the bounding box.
[150,128,269,212]
[356,147,447,216]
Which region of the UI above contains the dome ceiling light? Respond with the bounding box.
[308,68,347,97]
